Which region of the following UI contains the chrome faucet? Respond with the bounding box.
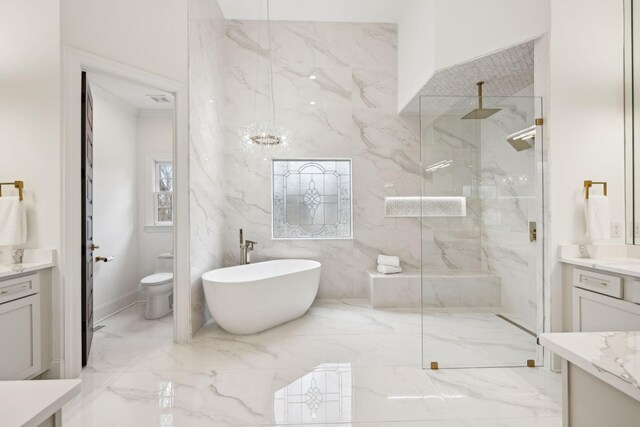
[239,229,257,265]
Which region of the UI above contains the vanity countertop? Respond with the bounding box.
[0,249,55,280]
[0,261,55,280]
[0,379,81,427]
[559,256,640,278]
[540,331,640,402]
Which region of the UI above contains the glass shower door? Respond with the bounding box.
[420,95,543,369]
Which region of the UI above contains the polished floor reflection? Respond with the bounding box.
[64,301,561,426]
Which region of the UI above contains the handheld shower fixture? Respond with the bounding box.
[506,125,536,151]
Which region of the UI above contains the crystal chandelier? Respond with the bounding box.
[239,0,291,153]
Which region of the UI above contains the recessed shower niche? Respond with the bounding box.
[272,159,352,239]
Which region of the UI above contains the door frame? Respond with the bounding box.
[61,46,191,379]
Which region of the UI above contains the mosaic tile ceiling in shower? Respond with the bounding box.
[273,160,352,239]
[401,40,535,115]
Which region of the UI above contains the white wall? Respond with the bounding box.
[431,0,549,72]
[61,0,188,83]
[547,0,625,333]
[0,0,62,377]
[398,0,549,110]
[398,0,435,118]
[137,111,174,279]
[0,0,61,251]
[91,87,140,321]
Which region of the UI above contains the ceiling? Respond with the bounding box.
[400,40,535,115]
[217,0,408,23]
[87,72,174,111]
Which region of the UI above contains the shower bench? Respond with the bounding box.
[367,269,501,309]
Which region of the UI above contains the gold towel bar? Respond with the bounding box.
[584,180,607,199]
[0,181,24,201]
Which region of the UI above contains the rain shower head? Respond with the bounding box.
[461,82,501,120]
[506,125,536,151]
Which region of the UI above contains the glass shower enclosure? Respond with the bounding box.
[420,94,543,369]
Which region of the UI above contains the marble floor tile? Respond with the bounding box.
[422,311,539,368]
[64,302,561,426]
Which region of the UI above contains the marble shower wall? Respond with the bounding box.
[479,90,539,330]
[224,21,421,298]
[189,0,227,332]
[421,106,483,271]
[420,92,540,328]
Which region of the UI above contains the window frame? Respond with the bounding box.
[144,155,176,233]
[152,159,174,226]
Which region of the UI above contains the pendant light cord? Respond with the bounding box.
[251,0,262,125]
[267,0,276,125]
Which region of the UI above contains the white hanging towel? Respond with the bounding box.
[377,254,400,267]
[0,197,27,246]
[377,264,402,274]
[584,195,610,243]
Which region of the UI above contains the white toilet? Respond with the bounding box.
[140,252,174,319]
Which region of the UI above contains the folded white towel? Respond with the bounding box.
[585,195,611,244]
[377,264,402,274]
[0,197,27,246]
[377,254,400,267]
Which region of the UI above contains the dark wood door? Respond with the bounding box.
[81,71,94,367]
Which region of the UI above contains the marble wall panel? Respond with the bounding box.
[224,21,419,298]
[189,0,227,333]
[479,91,539,330]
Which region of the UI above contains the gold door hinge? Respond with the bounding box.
[535,118,544,126]
[536,337,541,345]
[430,362,439,370]
[527,359,536,368]
[529,222,537,242]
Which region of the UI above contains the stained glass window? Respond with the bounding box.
[273,160,352,239]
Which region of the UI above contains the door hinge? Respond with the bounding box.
[529,221,537,242]
[535,118,544,126]
[430,362,439,370]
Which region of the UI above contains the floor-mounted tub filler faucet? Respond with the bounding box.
[239,229,257,265]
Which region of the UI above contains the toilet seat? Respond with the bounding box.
[141,272,173,286]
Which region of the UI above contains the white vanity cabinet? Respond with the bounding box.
[560,261,640,332]
[0,288,41,379]
[573,287,640,331]
[0,258,54,380]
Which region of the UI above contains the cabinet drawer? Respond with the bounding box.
[573,268,622,298]
[0,274,40,304]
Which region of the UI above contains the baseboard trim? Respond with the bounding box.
[94,290,142,324]
[39,359,64,380]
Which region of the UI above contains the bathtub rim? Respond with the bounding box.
[202,259,321,284]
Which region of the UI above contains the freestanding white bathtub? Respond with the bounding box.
[202,259,321,335]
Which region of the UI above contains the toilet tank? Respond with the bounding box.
[156,252,174,273]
